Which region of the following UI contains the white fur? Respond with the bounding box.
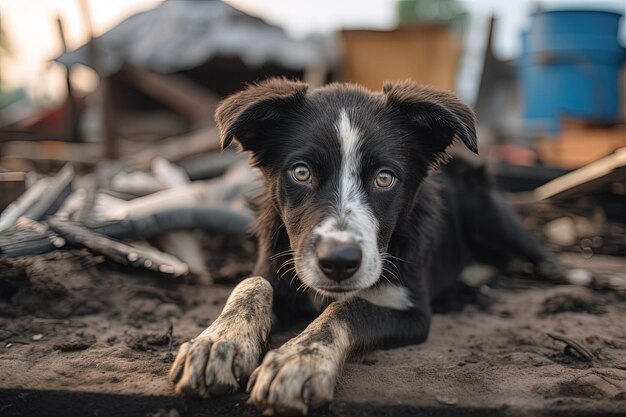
[359,284,414,310]
[170,277,273,396]
[248,312,351,414]
[297,109,382,296]
[337,108,362,209]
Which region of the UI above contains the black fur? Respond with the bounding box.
[169,78,553,414]
[216,77,545,346]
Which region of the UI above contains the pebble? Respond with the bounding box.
[566,269,592,286]
[544,217,577,246]
[436,395,458,406]
[32,334,44,341]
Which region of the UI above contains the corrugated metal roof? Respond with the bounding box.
[55,0,329,76]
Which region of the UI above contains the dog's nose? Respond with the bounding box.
[315,237,362,282]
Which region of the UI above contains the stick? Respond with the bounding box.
[22,164,74,221]
[152,157,213,284]
[0,207,252,258]
[0,164,74,232]
[165,321,174,362]
[547,332,594,362]
[47,217,188,277]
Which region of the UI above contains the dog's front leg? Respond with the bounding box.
[248,297,429,415]
[170,276,273,397]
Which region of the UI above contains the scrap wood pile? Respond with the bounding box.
[0,130,262,284]
[1,141,625,295]
[504,148,626,293]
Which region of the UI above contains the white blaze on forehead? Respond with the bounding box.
[298,108,383,293]
[336,109,363,209]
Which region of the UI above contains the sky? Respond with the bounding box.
[0,0,624,103]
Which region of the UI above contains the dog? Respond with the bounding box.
[169,78,551,415]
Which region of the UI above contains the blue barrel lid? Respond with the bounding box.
[530,9,624,37]
[523,9,625,64]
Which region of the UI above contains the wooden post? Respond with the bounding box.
[78,0,117,159]
[55,16,80,142]
[0,12,3,90]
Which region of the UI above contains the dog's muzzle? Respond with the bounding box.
[315,236,362,282]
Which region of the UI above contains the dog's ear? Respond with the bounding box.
[216,78,308,152]
[383,80,478,164]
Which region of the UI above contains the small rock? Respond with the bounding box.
[436,395,458,406]
[5,343,13,348]
[32,334,44,341]
[460,264,498,287]
[544,217,577,246]
[53,334,96,352]
[608,274,626,292]
[566,269,592,286]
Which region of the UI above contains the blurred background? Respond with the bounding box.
[1,3,625,413]
[0,0,625,278]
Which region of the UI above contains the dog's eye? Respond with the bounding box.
[291,163,312,183]
[375,171,395,188]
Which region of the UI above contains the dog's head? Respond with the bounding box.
[217,78,477,298]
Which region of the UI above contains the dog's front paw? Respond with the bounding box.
[169,276,272,398]
[247,345,338,415]
[169,333,260,398]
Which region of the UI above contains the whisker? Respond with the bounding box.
[381,252,411,264]
[280,265,298,280]
[270,249,295,260]
[380,270,393,285]
[296,282,308,293]
[314,290,321,306]
[276,261,293,275]
[381,265,399,284]
[383,264,399,279]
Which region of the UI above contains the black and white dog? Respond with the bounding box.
[169,78,549,415]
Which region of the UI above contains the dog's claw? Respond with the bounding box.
[233,364,242,381]
[205,370,215,388]
[171,335,258,398]
[248,346,337,415]
[247,367,260,393]
[302,383,313,405]
[268,390,278,404]
[169,342,190,384]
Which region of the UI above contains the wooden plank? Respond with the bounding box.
[534,147,626,200]
[0,164,73,232]
[1,140,101,164]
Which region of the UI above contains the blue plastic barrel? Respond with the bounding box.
[519,10,625,133]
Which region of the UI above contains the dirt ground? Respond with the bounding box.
[0,239,625,416]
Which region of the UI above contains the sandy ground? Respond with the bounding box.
[0,246,625,417]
